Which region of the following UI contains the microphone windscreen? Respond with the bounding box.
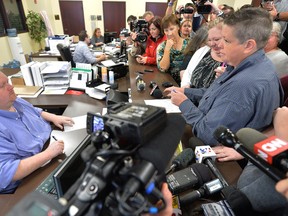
[173,148,194,169]
[188,137,205,151]
[138,114,186,173]
[152,89,163,99]
[190,163,212,185]
[236,128,267,152]
[213,125,229,142]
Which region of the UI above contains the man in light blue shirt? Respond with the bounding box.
[73,30,106,64]
[0,72,74,193]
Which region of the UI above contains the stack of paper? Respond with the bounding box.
[41,61,71,94]
[85,83,110,100]
[144,99,181,113]
[13,85,43,98]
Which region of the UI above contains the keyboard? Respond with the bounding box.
[35,171,58,200]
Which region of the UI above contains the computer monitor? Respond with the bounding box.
[53,134,91,198]
[104,31,117,44]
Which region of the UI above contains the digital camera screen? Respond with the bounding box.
[93,115,104,132]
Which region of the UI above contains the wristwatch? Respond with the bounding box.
[275,12,280,21]
[168,1,173,7]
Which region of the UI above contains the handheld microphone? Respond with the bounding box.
[165,148,194,175]
[194,145,229,187]
[136,75,146,91]
[179,178,223,205]
[236,128,288,172]
[214,126,285,182]
[149,81,163,99]
[150,85,163,99]
[188,137,229,187]
[166,163,212,195]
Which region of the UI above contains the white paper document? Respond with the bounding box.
[144,99,181,113]
[64,115,87,132]
[101,59,116,67]
[49,128,87,156]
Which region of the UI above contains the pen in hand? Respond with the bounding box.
[52,136,58,141]
[52,135,65,153]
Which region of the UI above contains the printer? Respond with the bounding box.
[48,35,70,53]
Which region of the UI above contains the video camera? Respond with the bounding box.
[192,0,213,14]
[130,19,149,43]
[9,103,172,216]
[179,7,194,14]
[87,103,167,148]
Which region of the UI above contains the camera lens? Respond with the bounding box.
[136,32,147,43]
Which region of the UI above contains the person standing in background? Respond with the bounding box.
[136,16,167,65]
[180,19,193,39]
[143,11,155,22]
[264,21,288,78]
[252,0,288,55]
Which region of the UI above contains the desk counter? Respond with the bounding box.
[30,52,62,62]
[128,56,178,101]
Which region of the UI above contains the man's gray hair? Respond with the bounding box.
[224,7,272,49]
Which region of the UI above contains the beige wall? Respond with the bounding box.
[0,0,251,66]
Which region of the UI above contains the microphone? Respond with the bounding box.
[121,114,186,199]
[194,145,229,187]
[236,128,288,172]
[214,126,285,182]
[165,148,194,175]
[166,163,212,195]
[149,83,163,99]
[188,137,229,187]
[179,178,223,205]
[136,74,146,91]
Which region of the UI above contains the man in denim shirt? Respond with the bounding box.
[165,8,285,214]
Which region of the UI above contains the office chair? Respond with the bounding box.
[56,43,76,68]
[57,43,65,59]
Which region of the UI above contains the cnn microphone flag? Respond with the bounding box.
[254,136,288,164]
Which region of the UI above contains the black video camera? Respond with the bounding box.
[179,7,194,14]
[87,103,166,149]
[192,0,213,14]
[130,19,149,43]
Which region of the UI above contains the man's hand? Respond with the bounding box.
[164,87,187,106]
[142,183,173,216]
[46,140,65,157]
[52,115,74,130]
[212,145,244,162]
[97,53,107,61]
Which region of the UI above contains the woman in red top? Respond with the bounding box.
[136,16,167,65]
